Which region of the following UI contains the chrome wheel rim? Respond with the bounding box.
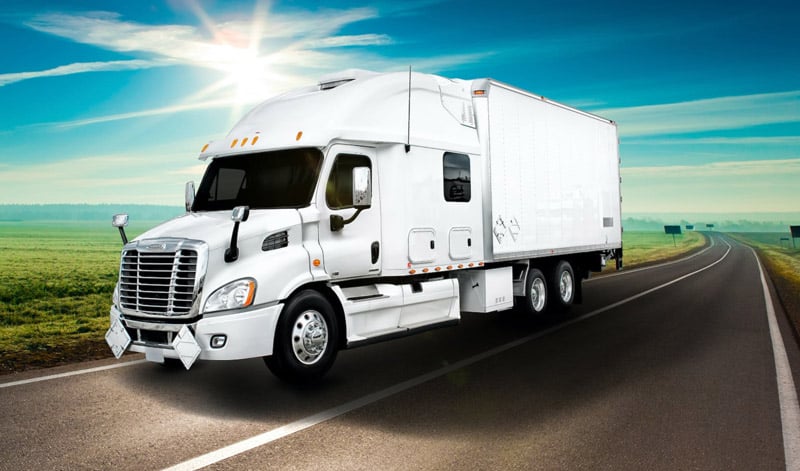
[559,270,573,303]
[530,277,546,312]
[292,310,329,365]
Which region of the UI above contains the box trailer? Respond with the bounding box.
[105,70,622,383]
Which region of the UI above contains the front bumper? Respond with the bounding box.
[106,303,283,369]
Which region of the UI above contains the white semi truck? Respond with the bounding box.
[105,70,622,383]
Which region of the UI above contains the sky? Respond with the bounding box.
[0,0,798,214]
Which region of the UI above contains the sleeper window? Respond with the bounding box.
[443,152,470,202]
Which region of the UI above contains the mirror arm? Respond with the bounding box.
[330,208,364,232]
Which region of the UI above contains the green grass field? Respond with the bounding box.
[0,222,156,373]
[620,230,706,268]
[0,224,707,374]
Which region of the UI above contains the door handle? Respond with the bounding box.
[371,241,380,264]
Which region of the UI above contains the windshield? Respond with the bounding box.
[193,148,323,211]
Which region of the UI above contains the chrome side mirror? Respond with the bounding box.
[185,181,195,212]
[112,213,129,245]
[352,167,371,209]
[225,206,250,263]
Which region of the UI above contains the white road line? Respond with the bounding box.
[751,248,800,471]
[163,238,733,471]
[0,359,148,389]
[587,232,716,283]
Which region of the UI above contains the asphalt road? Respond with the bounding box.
[2,233,799,470]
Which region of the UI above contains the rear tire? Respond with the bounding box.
[265,290,339,384]
[521,268,548,315]
[551,260,575,311]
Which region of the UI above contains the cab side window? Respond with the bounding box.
[443,152,470,202]
[326,154,372,209]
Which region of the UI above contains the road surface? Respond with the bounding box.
[2,233,799,470]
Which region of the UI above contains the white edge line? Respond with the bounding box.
[163,237,732,471]
[0,359,148,389]
[750,247,800,471]
[0,236,712,389]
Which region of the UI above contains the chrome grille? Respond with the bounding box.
[119,248,199,316]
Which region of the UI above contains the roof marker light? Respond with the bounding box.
[251,135,259,145]
[230,139,239,148]
[241,137,249,147]
[473,90,486,96]
[201,143,209,153]
[296,131,303,141]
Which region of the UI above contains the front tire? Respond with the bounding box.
[265,290,339,384]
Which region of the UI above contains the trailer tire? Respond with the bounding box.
[265,290,339,384]
[551,260,575,311]
[522,268,548,315]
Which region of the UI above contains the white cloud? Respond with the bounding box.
[596,90,800,137]
[621,159,800,212]
[0,60,165,87]
[625,136,800,146]
[622,158,800,178]
[307,34,394,48]
[0,151,205,204]
[53,98,235,128]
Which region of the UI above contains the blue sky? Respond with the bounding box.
[0,0,798,213]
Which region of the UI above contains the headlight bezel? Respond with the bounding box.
[203,278,257,314]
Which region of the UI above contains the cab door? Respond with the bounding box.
[318,144,381,279]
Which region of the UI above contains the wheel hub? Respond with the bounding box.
[292,310,329,365]
[560,271,573,302]
[531,278,546,312]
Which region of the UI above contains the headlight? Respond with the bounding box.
[204,279,256,313]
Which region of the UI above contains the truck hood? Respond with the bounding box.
[135,209,301,250]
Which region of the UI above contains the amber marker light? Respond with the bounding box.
[409,269,417,274]
[201,143,209,153]
[479,262,485,266]
[312,259,321,267]
[469,263,474,267]
[473,90,486,96]
[252,135,259,145]
[241,137,249,146]
[447,265,453,270]
[435,267,441,272]
[230,139,239,148]
[422,268,429,273]
[458,264,464,269]
[296,131,303,141]
[244,280,256,307]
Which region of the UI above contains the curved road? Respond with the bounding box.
[2,233,799,470]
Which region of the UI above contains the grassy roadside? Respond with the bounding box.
[0,222,156,375]
[728,233,800,341]
[1,226,707,376]
[618,230,706,268]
